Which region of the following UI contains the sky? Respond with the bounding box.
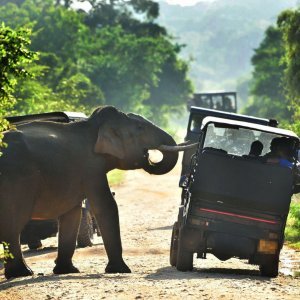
[73,0,215,12]
[164,0,215,5]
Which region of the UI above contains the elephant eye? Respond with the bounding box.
[137,124,144,131]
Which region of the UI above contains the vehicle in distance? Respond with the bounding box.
[188,91,237,113]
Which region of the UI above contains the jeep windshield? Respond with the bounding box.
[202,118,298,157]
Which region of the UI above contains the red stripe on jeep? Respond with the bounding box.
[199,208,277,224]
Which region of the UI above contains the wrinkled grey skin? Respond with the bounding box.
[0,106,178,279]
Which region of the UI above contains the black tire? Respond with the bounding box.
[259,255,279,277]
[176,227,193,272]
[77,208,94,248]
[28,239,42,250]
[170,222,179,266]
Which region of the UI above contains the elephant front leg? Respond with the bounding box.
[87,178,131,273]
[53,205,81,274]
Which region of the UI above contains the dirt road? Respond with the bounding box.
[0,160,299,300]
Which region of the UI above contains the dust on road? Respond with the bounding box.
[0,159,299,300]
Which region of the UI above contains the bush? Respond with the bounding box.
[0,242,14,264]
[285,202,300,248]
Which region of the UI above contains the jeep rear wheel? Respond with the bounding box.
[259,255,279,277]
[77,208,94,248]
[176,228,193,272]
[28,239,42,250]
[170,222,179,266]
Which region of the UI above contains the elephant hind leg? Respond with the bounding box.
[0,210,34,279]
[0,172,39,279]
[53,205,82,275]
[0,217,33,279]
[3,237,33,279]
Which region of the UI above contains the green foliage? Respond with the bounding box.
[80,25,192,123]
[0,0,192,126]
[107,169,125,186]
[284,118,300,137]
[0,23,36,148]
[0,23,36,108]
[243,25,293,122]
[276,8,300,134]
[0,242,14,264]
[278,8,300,105]
[242,6,300,133]
[285,202,300,249]
[158,0,296,91]
[82,0,160,25]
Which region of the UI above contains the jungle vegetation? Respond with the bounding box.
[244,6,300,134]
[158,0,297,93]
[0,0,193,129]
[0,23,36,147]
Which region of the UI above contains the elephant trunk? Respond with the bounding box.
[143,133,179,175]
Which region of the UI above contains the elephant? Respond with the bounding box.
[0,105,194,279]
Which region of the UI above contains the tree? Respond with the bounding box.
[76,0,192,124]
[277,8,300,134]
[243,26,293,122]
[0,0,192,126]
[0,23,36,147]
[278,8,300,105]
[80,26,192,124]
[0,0,105,114]
[57,0,165,37]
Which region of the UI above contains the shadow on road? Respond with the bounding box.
[0,273,107,290]
[22,242,103,259]
[23,246,57,258]
[145,266,270,281]
[148,225,173,231]
[0,272,131,290]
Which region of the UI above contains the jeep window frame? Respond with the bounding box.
[199,117,299,158]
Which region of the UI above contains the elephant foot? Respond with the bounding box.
[53,263,80,275]
[5,264,33,279]
[105,261,131,273]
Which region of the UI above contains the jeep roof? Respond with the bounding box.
[201,116,297,138]
[6,111,87,125]
[189,106,276,130]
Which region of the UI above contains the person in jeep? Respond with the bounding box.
[248,140,264,157]
[264,137,294,168]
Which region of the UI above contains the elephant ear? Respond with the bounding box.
[94,127,125,159]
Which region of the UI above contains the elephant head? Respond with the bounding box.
[89,106,192,175]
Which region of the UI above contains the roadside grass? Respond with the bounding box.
[107,169,125,186]
[285,201,300,249]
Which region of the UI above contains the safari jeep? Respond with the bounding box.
[170,116,299,277]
